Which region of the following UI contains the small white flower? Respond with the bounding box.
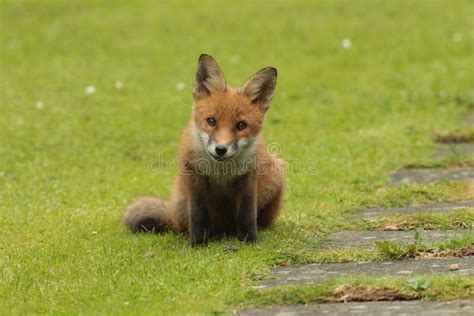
[230,55,240,64]
[114,80,123,89]
[35,100,44,109]
[341,38,352,49]
[85,85,96,96]
[452,32,463,42]
[176,82,186,91]
[92,231,97,235]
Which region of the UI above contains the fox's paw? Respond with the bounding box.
[189,235,209,247]
[237,232,257,244]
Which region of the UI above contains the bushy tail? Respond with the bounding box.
[122,197,178,233]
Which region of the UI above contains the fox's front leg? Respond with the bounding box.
[188,176,209,246]
[237,174,258,243]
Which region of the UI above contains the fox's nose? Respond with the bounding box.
[215,145,228,156]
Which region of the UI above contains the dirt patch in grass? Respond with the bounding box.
[468,183,474,196]
[434,131,474,144]
[321,285,421,303]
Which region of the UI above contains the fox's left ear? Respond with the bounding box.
[240,67,277,112]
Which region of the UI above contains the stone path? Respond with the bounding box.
[353,200,474,218]
[259,257,474,287]
[237,299,474,316]
[240,119,473,315]
[465,112,474,127]
[329,230,469,249]
[389,168,474,184]
[435,143,474,158]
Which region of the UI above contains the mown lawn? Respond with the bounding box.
[1,0,473,314]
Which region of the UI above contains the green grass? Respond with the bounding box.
[373,231,474,259]
[312,231,474,263]
[346,208,474,231]
[1,0,473,314]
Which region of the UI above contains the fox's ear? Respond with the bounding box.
[193,54,226,100]
[240,67,277,112]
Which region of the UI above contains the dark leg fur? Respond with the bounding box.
[237,176,258,243]
[188,178,209,246]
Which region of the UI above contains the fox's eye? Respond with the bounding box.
[236,121,247,131]
[207,117,216,127]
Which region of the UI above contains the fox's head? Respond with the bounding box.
[192,54,277,161]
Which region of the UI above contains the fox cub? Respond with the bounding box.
[123,54,285,246]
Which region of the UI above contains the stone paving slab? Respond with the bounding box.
[435,143,474,158]
[260,257,474,287]
[353,200,474,218]
[389,168,474,184]
[237,299,474,316]
[465,112,474,127]
[329,230,470,249]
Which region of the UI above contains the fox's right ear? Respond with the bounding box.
[193,54,226,100]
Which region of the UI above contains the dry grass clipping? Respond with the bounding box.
[383,220,417,231]
[322,285,421,303]
[412,245,474,259]
[382,218,472,231]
